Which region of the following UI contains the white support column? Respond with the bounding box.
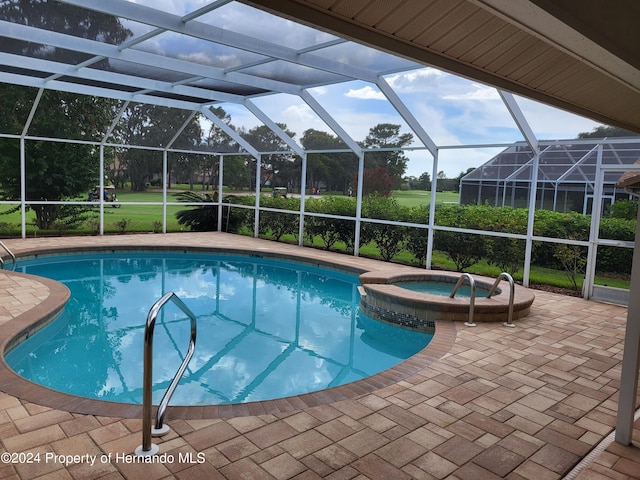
[300,90,364,255]
[426,149,439,269]
[254,154,261,238]
[218,154,224,232]
[354,151,365,256]
[298,153,308,245]
[100,101,128,236]
[244,100,305,157]
[499,91,540,156]
[20,138,26,239]
[162,150,168,233]
[99,145,105,235]
[376,77,438,157]
[584,144,604,300]
[522,153,540,287]
[201,107,260,158]
[615,205,640,445]
[20,88,43,238]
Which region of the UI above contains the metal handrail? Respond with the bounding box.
[488,272,516,327]
[135,292,197,457]
[450,273,476,327]
[0,241,16,270]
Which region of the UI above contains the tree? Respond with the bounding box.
[453,168,475,192]
[578,125,638,138]
[117,105,203,191]
[202,107,237,190]
[0,93,118,229]
[0,88,121,230]
[222,155,250,191]
[240,124,298,191]
[301,129,356,193]
[362,124,413,187]
[0,1,132,229]
[356,167,395,197]
[419,171,432,190]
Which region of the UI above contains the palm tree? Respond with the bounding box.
[174,191,247,232]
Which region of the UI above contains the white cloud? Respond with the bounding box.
[345,86,385,100]
[310,86,328,96]
[177,51,240,68]
[442,84,501,101]
[385,68,446,92]
[281,104,317,125]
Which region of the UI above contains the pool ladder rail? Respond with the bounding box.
[449,272,515,328]
[136,292,197,457]
[0,241,16,270]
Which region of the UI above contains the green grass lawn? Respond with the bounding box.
[1,188,452,235]
[0,191,187,235]
[391,190,458,207]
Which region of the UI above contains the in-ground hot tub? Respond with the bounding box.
[359,270,535,330]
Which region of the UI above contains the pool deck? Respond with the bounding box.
[0,232,638,479]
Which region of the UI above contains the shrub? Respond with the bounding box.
[477,206,527,274]
[434,230,486,271]
[404,206,430,266]
[553,239,587,291]
[532,210,590,269]
[360,194,408,261]
[113,218,131,234]
[258,196,300,241]
[605,198,638,220]
[433,204,487,271]
[305,196,357,251]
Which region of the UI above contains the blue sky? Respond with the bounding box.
[233,69,602,178]
[126,0,604,178]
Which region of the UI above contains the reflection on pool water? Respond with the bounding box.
[397,282,490,297]
[6,252,432,406]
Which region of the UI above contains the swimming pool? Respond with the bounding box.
[5,251,432,406]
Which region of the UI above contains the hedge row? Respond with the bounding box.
[199,194,635,275]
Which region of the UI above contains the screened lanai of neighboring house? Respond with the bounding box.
[1,0,640,447]
[460,139,640,214]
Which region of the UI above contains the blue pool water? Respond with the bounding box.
[6,252,432,406]
[398,282,489,297]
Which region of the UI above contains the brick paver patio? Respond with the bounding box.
[0,233,638,479]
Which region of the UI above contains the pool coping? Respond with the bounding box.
[0,239,458,420]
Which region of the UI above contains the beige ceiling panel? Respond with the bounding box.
[510,49,565,85]
[495,42,552,78]
[470,30,534,72]
[553,71,604,100]
[459,22,514,64]
[443,17,510,60]
[357,0,428,31]
[532,62,591,93]
[323,0,369,18]
[413,3,481,49]
[393,1,464,41]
